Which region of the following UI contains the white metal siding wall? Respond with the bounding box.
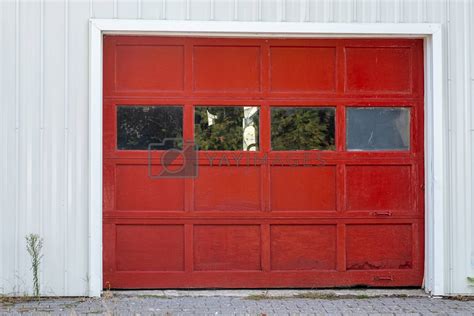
[0,0,472,296]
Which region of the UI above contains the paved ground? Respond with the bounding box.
[1,290,473,315]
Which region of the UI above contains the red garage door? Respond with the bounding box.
[103,36,424,288]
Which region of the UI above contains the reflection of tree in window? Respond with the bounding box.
[271,107,335,151]
[194,106,259,151]
[117,106,183,150]
[243,107,258,151]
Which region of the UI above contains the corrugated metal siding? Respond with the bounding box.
[0,0,473,296]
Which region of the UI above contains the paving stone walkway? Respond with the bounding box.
[1,291,473,315]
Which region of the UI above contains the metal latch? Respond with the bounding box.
[371,211,393,216]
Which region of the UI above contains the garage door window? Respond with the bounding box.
[117,105,183,150]
[271,107,335,151]
[346,107,410,151]
[194,106,259,151]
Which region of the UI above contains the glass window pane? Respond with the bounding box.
[346,107,410,151]
[194,106,259,151]
[271,107,335,151]
[117,106,183,150]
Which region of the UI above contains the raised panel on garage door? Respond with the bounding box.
[103,36,424,289]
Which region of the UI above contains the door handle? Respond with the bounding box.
[371,211,392,216]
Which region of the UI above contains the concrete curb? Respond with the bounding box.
[112,289,428,298]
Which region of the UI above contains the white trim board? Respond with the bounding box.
[88,19,445,297]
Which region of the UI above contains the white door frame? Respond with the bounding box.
[88,19,445,297]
